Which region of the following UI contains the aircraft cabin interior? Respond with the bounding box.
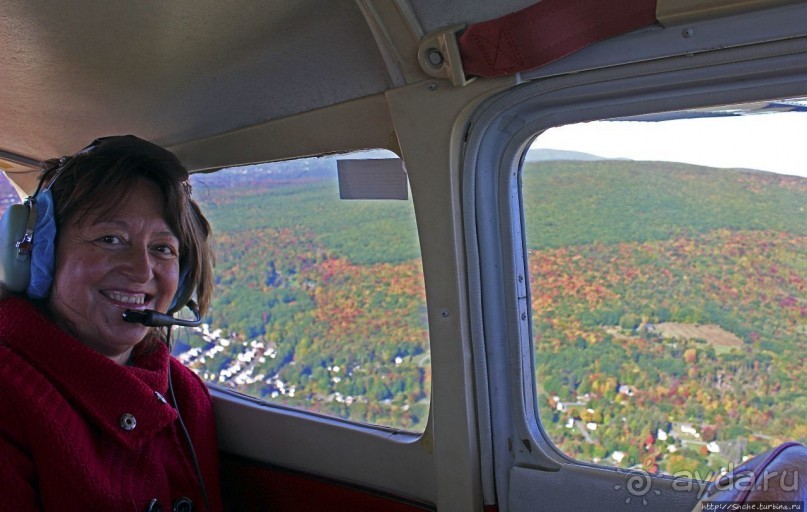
[1,0,806,510]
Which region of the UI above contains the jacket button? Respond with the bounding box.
[172,497,193,512]
[146,498,162,512]
[119,413,137,431]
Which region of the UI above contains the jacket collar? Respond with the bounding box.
[0,297,178,449]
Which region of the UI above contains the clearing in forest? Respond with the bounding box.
[651,322,744,349]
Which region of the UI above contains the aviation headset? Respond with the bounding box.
[0,135,194,314]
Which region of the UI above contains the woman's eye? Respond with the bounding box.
[154,244,178,257]
[98,235,122,245]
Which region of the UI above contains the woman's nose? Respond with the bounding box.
[120,246,153,282]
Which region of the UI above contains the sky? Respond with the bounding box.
[532,111,806,178]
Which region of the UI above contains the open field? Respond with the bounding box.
[651,323,745,349]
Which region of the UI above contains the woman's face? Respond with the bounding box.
[47,179,180,363]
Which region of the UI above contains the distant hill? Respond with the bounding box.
[522,160,807,249]
[194,159,807,265]
[192,150,398,192]
[524,148,611,162]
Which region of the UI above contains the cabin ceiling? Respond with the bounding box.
[1,1,384,161]
[2,0,800,175]
[0,0,537,167]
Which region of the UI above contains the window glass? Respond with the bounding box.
[524,100,806,478]
[0,171,20,215]
[176,152,430,432]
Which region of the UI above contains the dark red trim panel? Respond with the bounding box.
[459,0,658,77]
[220,453,436,512]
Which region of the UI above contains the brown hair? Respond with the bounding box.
[40,136,215,315]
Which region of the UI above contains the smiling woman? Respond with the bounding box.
[0,136,222,511]
[49,179,181,363]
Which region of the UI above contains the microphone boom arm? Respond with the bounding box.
[122,300,202,328]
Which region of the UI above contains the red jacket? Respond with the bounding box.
[0,297,223,511]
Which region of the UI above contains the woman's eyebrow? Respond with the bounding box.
[90,219,179,240]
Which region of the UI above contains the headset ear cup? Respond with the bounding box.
[26,190,57,299]
[0,203,33,292]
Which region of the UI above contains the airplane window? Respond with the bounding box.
[0,171,20,215]
[178,151,430,432]
[524,99,806,477]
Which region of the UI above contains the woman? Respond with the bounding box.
[0,136,222,511]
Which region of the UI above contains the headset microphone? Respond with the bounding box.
[122,300,202,328]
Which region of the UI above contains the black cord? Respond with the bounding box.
[166,328,212,511]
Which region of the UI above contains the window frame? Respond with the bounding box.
[197,152,438,505]
[462,9,807,511]
[183,153,432,433]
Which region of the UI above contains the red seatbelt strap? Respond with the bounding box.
[458,0,658,77]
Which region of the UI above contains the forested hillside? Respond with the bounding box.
[523,161,805,476]
[184,163,429,430]
[181,158,805,476]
